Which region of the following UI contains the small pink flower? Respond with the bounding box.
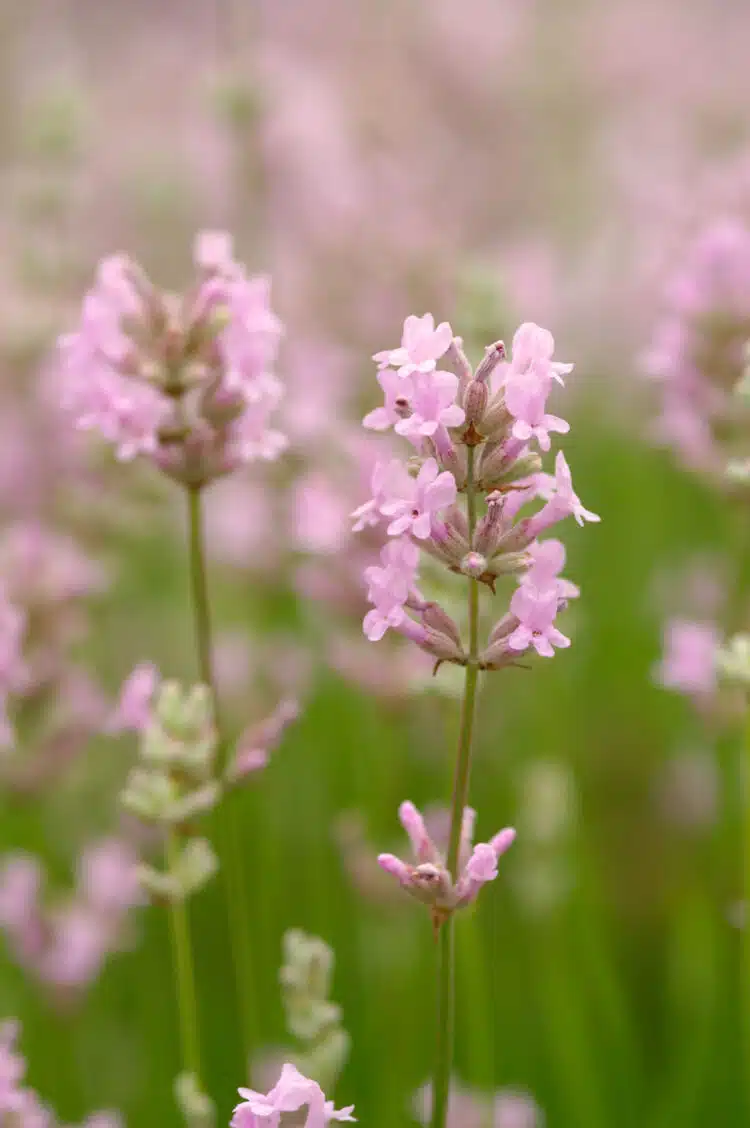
[228,699,299,783]
[504,377,569,452]
[107,663,159,734]
[362,368,413,431]
[523,539,580,600]
[380,458,457,540]
[656,619,719,696]
[362,539,420,642]
[374,313,453,377]
[507,585,571,657]
[232,1063,356,1127]
[78,839,142,918]
[223,375,288,467]
[506,322,573,387]
[394,370,465,444]
[528,452,600,534]
[351,460,405,533]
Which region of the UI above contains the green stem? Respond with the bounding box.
[166,830,202,1081]
[743,696,750,1120]
[431,444,482,1128]
[430,919,455,1128]
[186,485,257,1067]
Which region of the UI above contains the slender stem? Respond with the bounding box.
[743,695,750,1120]
[432,444,482,1128]
[185,485,257,1066]
[166,830,202,1081]
[430,919,455,1128]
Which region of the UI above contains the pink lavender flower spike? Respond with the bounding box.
[57,233,287,485]
[378,802,515,923]
[232,1063,356,1127]
[374,313,453,378]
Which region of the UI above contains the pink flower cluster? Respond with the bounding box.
[0,522,108,790]
[232,1063,355,1127]
[354,316,599,666]
[644,217,750,474]
[0,1021,121,1128]
[0,839,142,994]
[57,233,286,485]
[378,801,515,918]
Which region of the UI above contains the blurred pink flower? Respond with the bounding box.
[656,618,719,696]
[415,1080,543,1127]
[0,839,141,996]
[107,663,159,734]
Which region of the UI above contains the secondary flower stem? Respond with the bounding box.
[166,829,202,1082]
[186,485,257,1065]
[432,444,482,1128]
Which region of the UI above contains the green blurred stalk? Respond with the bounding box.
[186,485,257,1067]
[743,699,750,1121]
[431,445,481,1128]
[166,829,203,1082]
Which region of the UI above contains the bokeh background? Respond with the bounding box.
[0,1,748,1125]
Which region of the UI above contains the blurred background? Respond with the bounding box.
[0,1,749,1125]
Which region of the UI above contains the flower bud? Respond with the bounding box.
[462,379,489,428]
[445,338,473,401]
[175,1072,215,1128]
[485,549,532,577]
[716,633,750,686]
[156,682,212,742]
[424,517,469,567]
[460,552,487,579]
[419,602,463,648]
[473,340,506,384]
[473,495,505,556]
[479,393,512,439]
[174,838,219,897]
[479,638,523,670]
[478,446,542,490]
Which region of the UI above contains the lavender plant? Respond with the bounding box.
[352,314,598,1128]
[52,234,302,1118]
[17,215,599,1126]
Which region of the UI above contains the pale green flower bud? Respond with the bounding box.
[174,1072,215,1128]
[716,633,750,687]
